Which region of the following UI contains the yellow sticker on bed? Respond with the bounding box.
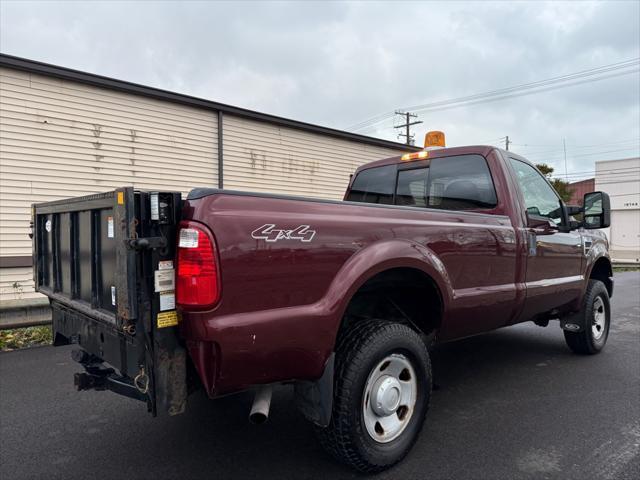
[157,310,178,328]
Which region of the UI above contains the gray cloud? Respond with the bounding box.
[1,0,638,177]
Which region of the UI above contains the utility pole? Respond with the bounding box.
[504,135,511,151]
[394,111,423,146]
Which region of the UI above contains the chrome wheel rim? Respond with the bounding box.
[362,353,417,443]
[592,296,606,340]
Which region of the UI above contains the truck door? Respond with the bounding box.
[507,158,583,321]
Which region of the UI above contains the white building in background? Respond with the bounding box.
[595,158,640,263]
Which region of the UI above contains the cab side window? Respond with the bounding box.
[509,158,563,224]
[346,165,396,205]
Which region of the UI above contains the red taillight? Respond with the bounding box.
[176,222,219,309]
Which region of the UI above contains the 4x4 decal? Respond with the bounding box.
[251,224,316,243]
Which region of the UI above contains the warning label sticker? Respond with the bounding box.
[159,291,175,311]
[150,193,159,220]
[154,269,175,292]
[157,311,178,328]
[107,216,114,238]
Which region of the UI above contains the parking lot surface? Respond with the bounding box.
[1,271,638,479]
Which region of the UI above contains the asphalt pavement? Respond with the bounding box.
[1,271,639,480]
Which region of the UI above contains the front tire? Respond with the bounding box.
[564,279,611,354]
[315,320,431,473]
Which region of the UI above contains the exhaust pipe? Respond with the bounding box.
[249,385,273,424]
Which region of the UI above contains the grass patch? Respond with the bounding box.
[613,265,640,272]
[0,325,52,351]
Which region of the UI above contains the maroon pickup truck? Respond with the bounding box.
[32,143,613,472]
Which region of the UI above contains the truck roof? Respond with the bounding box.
[354,145,501,176]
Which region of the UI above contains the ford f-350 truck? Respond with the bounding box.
[32,141,613,472]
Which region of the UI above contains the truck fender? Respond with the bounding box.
[298,240,451,425]
[581,245,613,301]
[318,238,453,350]
[583,249,613,290]
[562,249,612,333]
[584,244,610,280]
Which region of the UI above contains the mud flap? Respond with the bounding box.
[295,353,334,427]
[560,312,585,332]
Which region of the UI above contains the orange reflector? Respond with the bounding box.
[424,131,445,147]
[401,151,429,161]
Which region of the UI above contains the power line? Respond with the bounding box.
[347,58,640,132]
[477,137,507,144]
[531,147,640,162]
[400,59,639,113]
[354,68,636,133]
[551,165,640,174]
[549,168,640,178]
[514,139,640,157]
[351,59,639,131]
[593,179,640,185]
[539,165,640,182]
[551,167,640,175]
[551,175,640,184]
[513,137,640,150]
[554,174,640,182]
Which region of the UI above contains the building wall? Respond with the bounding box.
[0,66,219,300]
[0,65,410,300]
[568,178,594,205]
[595,158,640,262]
[222,115,404,200]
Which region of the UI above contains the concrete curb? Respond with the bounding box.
[0,298,51,330]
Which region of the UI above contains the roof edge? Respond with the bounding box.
[595,157,640,164]
[0,53,421,152]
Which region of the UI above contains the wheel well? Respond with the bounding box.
[590,257,613,297]
[340,267,443,340]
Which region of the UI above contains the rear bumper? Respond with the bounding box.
[179,306,334,397]
[51,301,141,378]
[51,301,188,416]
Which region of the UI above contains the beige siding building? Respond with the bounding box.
[0,54,415,302]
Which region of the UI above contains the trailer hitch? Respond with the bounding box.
[72,349,148,402]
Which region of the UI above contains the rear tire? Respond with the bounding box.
[564,279,610,355]
[315,319,431,473]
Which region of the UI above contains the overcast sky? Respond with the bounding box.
[1,0,639,179]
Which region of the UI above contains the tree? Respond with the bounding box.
[535,163,574,204]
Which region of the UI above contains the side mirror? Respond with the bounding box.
[583,191,610,229]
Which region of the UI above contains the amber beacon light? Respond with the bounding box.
[424,131,446,148]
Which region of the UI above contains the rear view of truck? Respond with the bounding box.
[32,188,188,416]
